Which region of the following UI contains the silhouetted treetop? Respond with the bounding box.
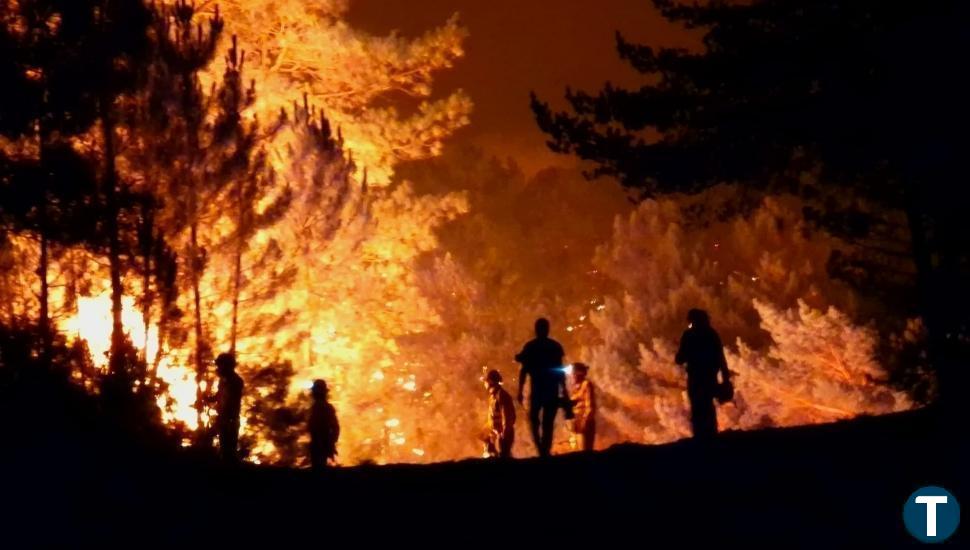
[531,0,967,200]
[532,0,969,412]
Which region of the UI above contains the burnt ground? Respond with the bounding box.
[3,407,966,547]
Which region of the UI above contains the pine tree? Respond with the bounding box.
[211,37,291,354]
[55,0,154,375]
[118,2,364,449]
[0,0,119,359]
[0,147,102,348]
[126,5,283,439]
[119,1,216,370]
[120,1,230,432]
[122,3,340,446]
[166,0,472,183]
[531,0,969,408]
[583,187,910,445]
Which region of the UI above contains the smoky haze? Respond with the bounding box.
[347,0,698,174]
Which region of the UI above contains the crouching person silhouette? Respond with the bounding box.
[309,379,340,470]
[675,309,732,440]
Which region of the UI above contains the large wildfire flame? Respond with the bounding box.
[60,293,157,368]
[59,293,204,431]
[6,2,919,467]
[193,0,471,185]
[124,0,472,463]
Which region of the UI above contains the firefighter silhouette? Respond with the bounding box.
[308,379,340,470]
[215,352,244,463]
[674,309,732,439]
[482,369,516,458]
[569,363,596,451]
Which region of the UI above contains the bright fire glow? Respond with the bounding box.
[59,293,203,430]
[0,4,919,469]
[61,292,158,368]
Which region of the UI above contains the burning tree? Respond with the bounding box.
[119,1,238,433]
[0,0,151,366]
[583,186,914,445]
[179,0,472,183]
[1,0,472,464]
[116,2,372,456]
[532,0,967,411]
[0,1,188,442]
[739,299,910,422]
[2,0,928,466]
[100,0,476,463]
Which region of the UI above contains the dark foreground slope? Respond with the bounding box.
[4,408,966,548]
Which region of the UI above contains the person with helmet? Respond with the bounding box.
[214,352,244,463]
[483,369,516,458]
[568,363,596,451]
[308,379,340,470]
[675,309,732,439]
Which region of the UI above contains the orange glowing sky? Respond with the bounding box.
[347,0,698,174]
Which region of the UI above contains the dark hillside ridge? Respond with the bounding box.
[4,408,965,547]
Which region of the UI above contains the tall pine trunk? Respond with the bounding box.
[190,213,206,432]
[140,200,153,365]
[36,130,51,363]
[179,58,214,438]
[187,144,207,436]
[38,232,51,360]
[101,98,125,376]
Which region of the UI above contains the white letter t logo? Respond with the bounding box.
[915,495,948,537]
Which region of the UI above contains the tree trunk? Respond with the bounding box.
[101,98,125,376]
[172,60,213,441]
[36,130,51,364]
[38,232,51,362]
[141,202,153,366]
[191,218,206,432]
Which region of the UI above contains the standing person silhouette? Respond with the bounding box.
[569,363,596,452]
[675,309,731,440]
[483,369,516,458]
[308,379,340,471]
[515,318,568,457]
[215,352,244,463]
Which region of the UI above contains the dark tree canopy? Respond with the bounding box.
[0,0,153,247]
[0,144,101,246]
[0,0,152,138]
[1,0,153,356]
[532,0,970,409]
[531,0,967,202]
